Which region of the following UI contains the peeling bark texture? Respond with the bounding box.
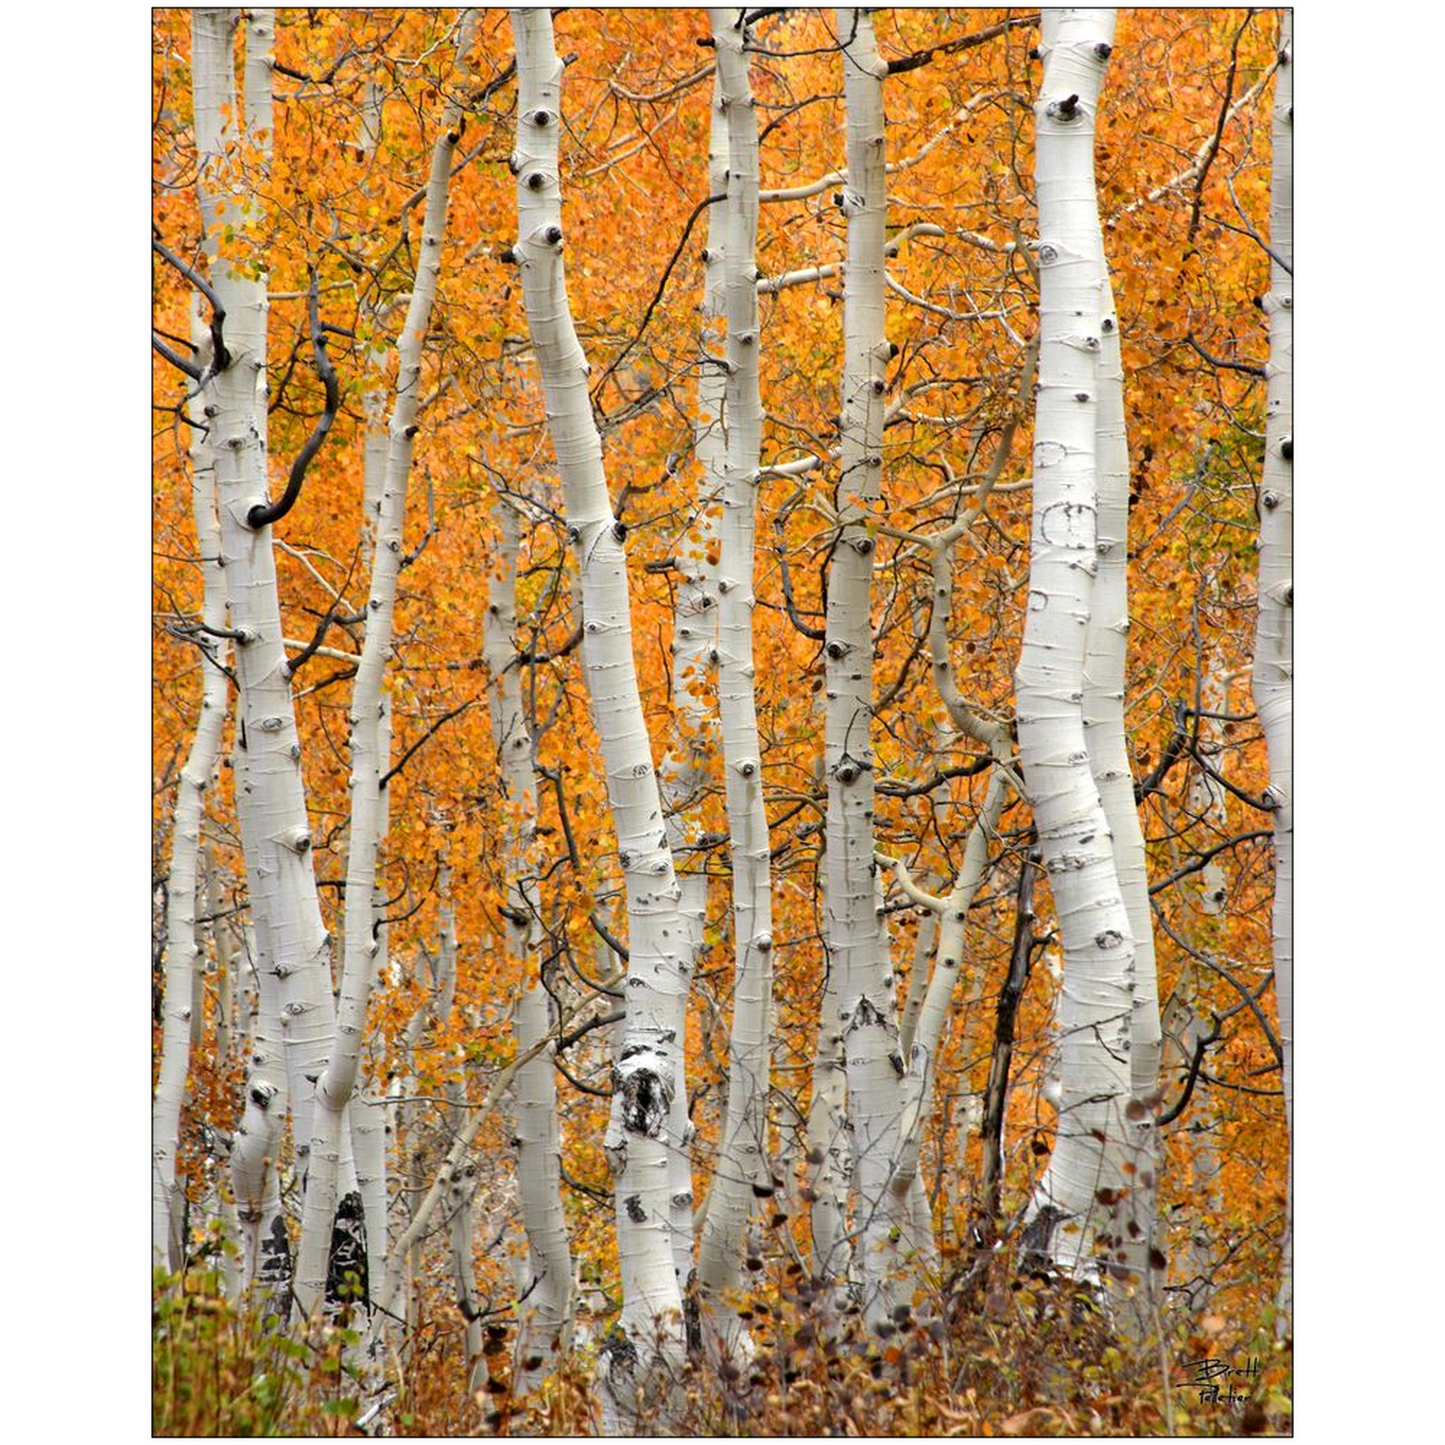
[487,499,575,1394]
[1253,10,1292,1339]
[153,296,233,1271]
[696,7,775,1365]
[1016,8,1140,1290]
[825,6,912,1329]
[293,8,476,1321]
[509,7,687,1417]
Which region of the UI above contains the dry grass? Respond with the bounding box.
[153,1243,1292,1437]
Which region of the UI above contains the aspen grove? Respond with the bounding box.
[152,7,1293,1434]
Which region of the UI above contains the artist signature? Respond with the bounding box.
[1177,1356,1261,1407]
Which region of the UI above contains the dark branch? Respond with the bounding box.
[1149,830,1272,895]
[876,756,992,799]
[153,333,203,382]
[1157,1013,1221,1126]
[1184,332,1266,380]
[153,234,229,372]
[379,702,474,791]
[588,188,728,410]
[886,13,1039,75]
[1187,9,1254,244]
[248,268,340,530]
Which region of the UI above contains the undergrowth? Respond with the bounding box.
[154,1242,1291,1437]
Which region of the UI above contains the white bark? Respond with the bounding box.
[1016,8,1138,1287]
[153,296,233,1271]
[448,1158,485,1397]
[229,731,290,1295]
[293,12,475,1318]
[696,8,774,1360]
[884,509,1023,1208]
[1253,11,1292,1337]
[825,7,911,1328]
[1079,24,1161,1324]
[655,56,730,1305]
[509,7,687,1411]
[193,8,343,1301]
[486,500,575,1393]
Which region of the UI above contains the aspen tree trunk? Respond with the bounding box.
[509,7,687,1414]
[353,693,392,1310]
[882,521,1020,1216]
[202,845,246,1298]
[230,731,291,1295]
[696,8,775,1359]
[448,1159,485,1397]
[293,12,475,1317]
[485,500,574,1393]
[1016,8,1138,1286]
[153,297,233,1271]
[826,6,911,1327]
[1161,656,1228,1313]
[191,12,347,1303]
[1253,11,1292,1337]
[204,846,234,1076]
[655,57,729,1303]
[880,771,1008,1200]
[1080,30,1162,1322]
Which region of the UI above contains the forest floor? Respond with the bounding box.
[153,1257,1292,1437]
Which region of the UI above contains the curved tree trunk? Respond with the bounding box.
[1081,25,1162,1325]
[509,8,687,1421]
[153,295,233,1270]
[1016,8,1138,1290]
[192,10,340,1302]
[293,8,476,1320]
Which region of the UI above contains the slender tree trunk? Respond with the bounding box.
[825,6,911,1328]
[153,295,233,1271]
[229,726,291,1298]
[1080,24,1162,1326]
[979,849,1040,1239]
[1016,8,1138,1290]
[696,8,774,1362]
[448,1158,485,1397]
[192,13,341,1286]
[656,54,730,1309]
[486,499,575,1393]
[293,12,476,1317]
[509,7,687,1418]
[1253,11,1292,1338]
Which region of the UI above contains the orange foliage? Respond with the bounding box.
[153,6,1287,1426]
